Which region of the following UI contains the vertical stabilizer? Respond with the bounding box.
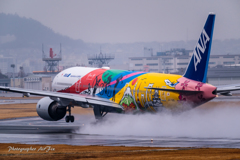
[183,13,215,83]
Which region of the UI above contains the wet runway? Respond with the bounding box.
[0,95,240,148]
[1,115,240,148]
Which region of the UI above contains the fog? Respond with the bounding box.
[1,0,240,43]
[78,105,240,138]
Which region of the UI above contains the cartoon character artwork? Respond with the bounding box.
[82,83,91,95]
[112,75,123,101]
[164,79,179,88]
[135,78,146,110]
[144,84,163,111]
[59,68,182,110]
[143,83,154,109]
[131,82,163,111]
[151,90,163,108]
[92,74,102,96]
[98,74,112,97]
[119,87,137,111]
[141,94,146,109]
[99,69,124,98]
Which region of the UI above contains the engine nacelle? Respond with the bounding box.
[36,97,66,121]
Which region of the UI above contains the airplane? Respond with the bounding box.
[0,13,239,123]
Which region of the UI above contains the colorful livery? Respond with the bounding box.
[53,67,216,112]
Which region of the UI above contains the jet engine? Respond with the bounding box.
[36,97,66,121]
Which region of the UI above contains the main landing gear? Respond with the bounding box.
[65,106,74,123]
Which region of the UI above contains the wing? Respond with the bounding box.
[0,86,123,111]
[216,84,240,96]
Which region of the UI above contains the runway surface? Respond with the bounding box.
[1,114,240,148]
[0,94,240,148]
[0,99,39,104]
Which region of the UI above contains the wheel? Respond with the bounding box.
[65,116,69,123]
[70,116,74,123]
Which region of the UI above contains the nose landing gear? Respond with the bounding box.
[65,106,74,123]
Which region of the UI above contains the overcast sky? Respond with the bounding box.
[0,0,240,43]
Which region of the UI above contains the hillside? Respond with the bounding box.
[0,13,87,49]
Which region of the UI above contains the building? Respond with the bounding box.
[24,75,52,91]
[128,48,240,86]
[207,66,240,86]
[0,73,10,93]
[129,49,240,74]
[10,78,24,88]
[0,79,10,87]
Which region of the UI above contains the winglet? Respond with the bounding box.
[183,13,215,83]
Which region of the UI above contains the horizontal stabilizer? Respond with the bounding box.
[219,92,232,96]
[145,87,202,95]
[216,84,240,96]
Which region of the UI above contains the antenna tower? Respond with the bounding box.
[42,44,62,72]
[88,49,115,68]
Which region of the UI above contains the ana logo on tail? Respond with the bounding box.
[193,29,210,71]
[183,13,215,83]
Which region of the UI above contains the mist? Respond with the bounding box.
[78,105,240,138]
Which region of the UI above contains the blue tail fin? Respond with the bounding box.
[183,13,215,83]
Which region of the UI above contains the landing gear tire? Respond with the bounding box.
[70,116,74,122]
[65,106,75,123]
[65,115,74,123]
[65,116,70,123]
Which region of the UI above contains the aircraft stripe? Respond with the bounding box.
[108,71,144,86]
